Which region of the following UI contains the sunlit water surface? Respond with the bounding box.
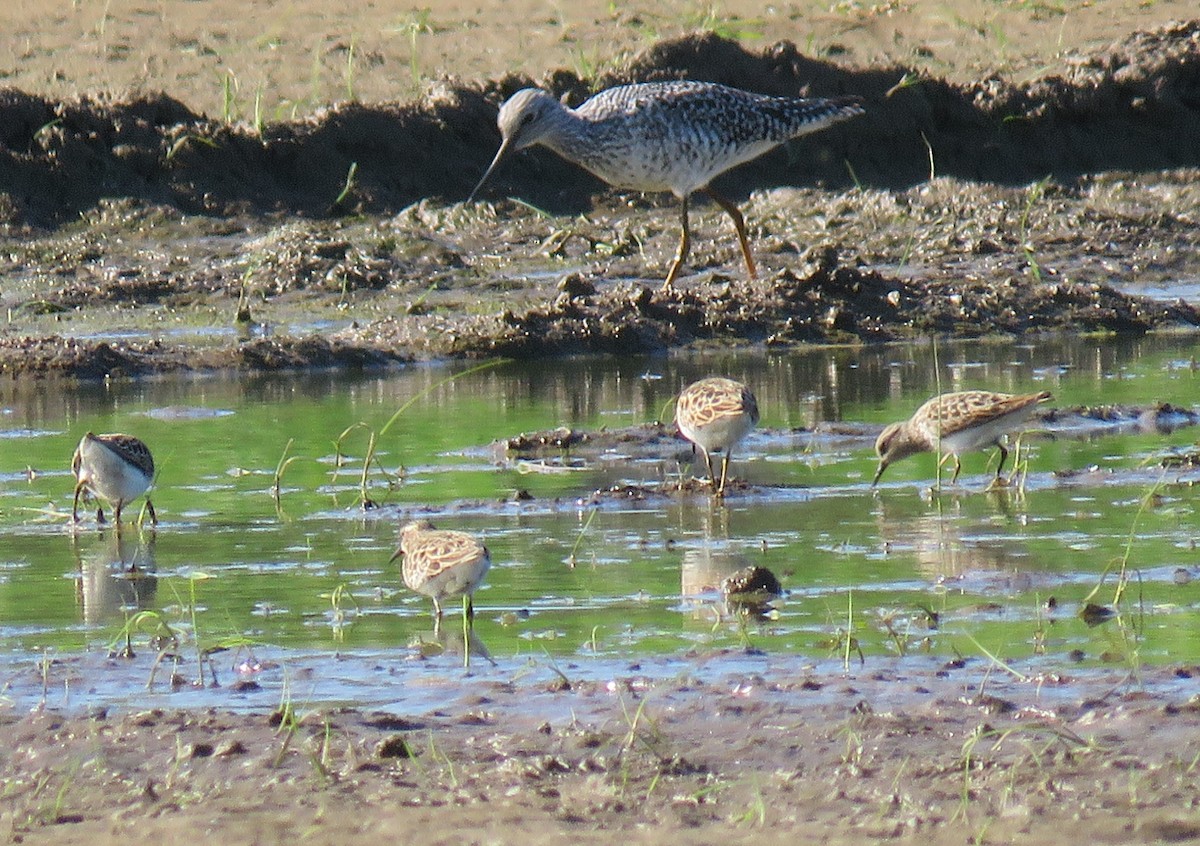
[2,336,1199,712]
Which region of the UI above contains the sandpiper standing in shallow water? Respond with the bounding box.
[391,520,491,625]
[469,81,865,287]
[675,377,760,495]
[873,390,1053,486]
[71,432,157,525]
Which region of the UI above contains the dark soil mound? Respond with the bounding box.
[2,22,1199,227]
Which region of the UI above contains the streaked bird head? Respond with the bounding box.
[391,518,438,562]
[468,88,563,202]
[872,421,905,486]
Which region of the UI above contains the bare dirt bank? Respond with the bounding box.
[3,23,1200,226]
[3,658,1200,845]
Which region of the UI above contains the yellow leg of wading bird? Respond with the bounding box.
[469,81,864,288]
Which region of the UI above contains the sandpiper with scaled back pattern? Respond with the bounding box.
[391,519,492,624]
[873,390,1053,486]
[675,377,760,495]
[71,432,157,525]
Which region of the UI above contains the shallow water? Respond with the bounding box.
[1,336,1199,711]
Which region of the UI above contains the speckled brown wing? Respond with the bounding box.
[676,377,759,429]
[403,531,487,586]
[95,433,156,479]
[924,391,1051,438]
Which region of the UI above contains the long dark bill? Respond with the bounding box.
[467,136,516,202]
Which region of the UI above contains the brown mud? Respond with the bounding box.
[3,659,1200,846]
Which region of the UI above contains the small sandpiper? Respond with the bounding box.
[873,390,1053,486]
[71,432,157,525]
[391,520,491,623]
[469,81,864,287]
[675,377,760,495]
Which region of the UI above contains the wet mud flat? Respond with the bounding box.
[3,13,1200,846]
[2,24,1200,376]
[2,652,1199,845]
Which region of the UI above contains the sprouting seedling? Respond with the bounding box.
[271,438,300,505]
[33,118,63,147]
[405,282,438,315]
[932,336,943,490]
[235,262,258,326]
[1083,472,1167,609]
[331,161,358,213]
[37,648,52,711]
[252,85,265,137]
[331,359,509,508]
[325,583,360,642]
[964,633,1029,682]
[732,779,768,827]
[425,729,460,788]
[885,72,921,98]
[566,507,598,567]
[687,7,764,41]
[165,134,219,161]
[843,158,863,191]
[186,571,213,687]
[378,359,509,439]
[108,608,177,660]
[333,421,368,473]
[333,421,401,508]
[1019,175,1052,283]
[920,130,936,182]
[221,70,238,123]
[398,10,435,87]
[843,588,855,671]
[617,694,667,760]
[271,674,300,768]
[302,716,334,785]
[344,35,357,102]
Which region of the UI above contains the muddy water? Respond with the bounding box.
[1,335,1198,712]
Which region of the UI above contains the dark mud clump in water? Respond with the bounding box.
[0,334,409,379]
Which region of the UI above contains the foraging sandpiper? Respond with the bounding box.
[469,81,864,287]
[873,390,1053,485]
[71,432,157,525]
[675,377,760,494]
[391,520,491,623]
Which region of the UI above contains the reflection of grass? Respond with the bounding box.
[333,359,508,509]
[1078,474,1166,679]
[324,582,359,642]
[566,507,598,567]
